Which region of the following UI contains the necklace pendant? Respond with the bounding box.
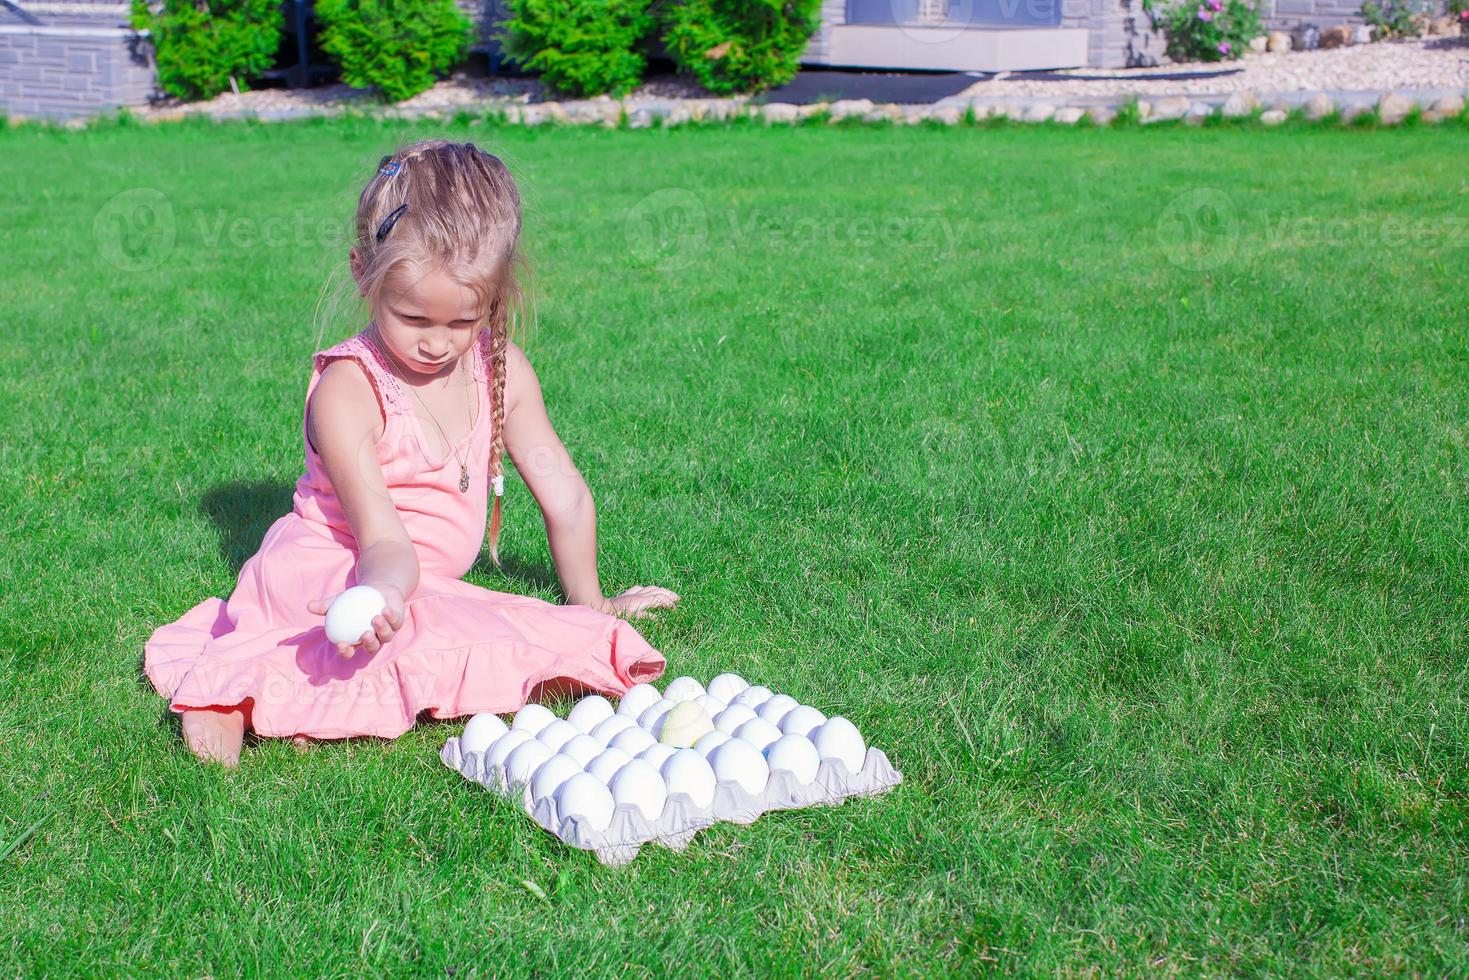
[458,466,470,493]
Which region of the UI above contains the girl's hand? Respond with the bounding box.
[307,584,408,658]
[583,586,680,620]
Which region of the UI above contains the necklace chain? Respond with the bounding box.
[373,328,476,493]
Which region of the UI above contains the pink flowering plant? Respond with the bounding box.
[1149,0,1262,62]
[1442,0,1468,35]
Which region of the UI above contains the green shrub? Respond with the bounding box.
[501,0,654,98]
[129,0,283,101]
[1146,0,1261,62]
[660,0,823,96]
[1360,0,1430,38]
[314,0,473,103]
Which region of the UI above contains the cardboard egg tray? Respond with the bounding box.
[439,737,902,867]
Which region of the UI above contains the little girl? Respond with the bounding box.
[144,139,678,766]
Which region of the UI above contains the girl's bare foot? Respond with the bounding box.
[292,735,313,753]
[180,708,245,766]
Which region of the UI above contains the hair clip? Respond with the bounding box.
[375,203,408,243]
[378,161,401,177]
[492,474,504,496]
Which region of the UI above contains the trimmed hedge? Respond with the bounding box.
[129,0,283,101]
[502,0,656,99]
[315,0,474,102]
[661,0,823,96]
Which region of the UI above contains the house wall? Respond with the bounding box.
[1082,0,1167,68]
[800,0,1388,69]
[1258,0,1370,30]
[0,1,156,120]
[805,0,846,64]
[803,0,1165,69]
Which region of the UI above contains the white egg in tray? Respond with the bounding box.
[440,674,903,866]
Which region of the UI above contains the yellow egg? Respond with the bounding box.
[657,700,715,747]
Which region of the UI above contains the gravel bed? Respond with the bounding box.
[132,72,711,121]
[962,37,1468,98]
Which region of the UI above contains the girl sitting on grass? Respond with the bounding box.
[143,139,678,766]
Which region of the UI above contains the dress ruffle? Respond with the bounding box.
[143,577,666,740]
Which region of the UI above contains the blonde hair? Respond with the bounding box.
[337,137,533,568]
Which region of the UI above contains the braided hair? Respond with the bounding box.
[351,138,533,567]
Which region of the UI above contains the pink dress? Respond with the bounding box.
[143,329,666,740]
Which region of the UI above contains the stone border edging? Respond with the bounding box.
[12,86,1468,129]
[934,86,1469,125]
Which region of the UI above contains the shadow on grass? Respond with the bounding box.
[201,480,559,591]
[133,481,292,709]
[137,480,566,760]
[467,549,561,599]
[202,480,296,575]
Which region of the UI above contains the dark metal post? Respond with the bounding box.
[292,0,310,88]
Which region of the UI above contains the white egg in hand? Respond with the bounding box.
[706,672,748,703]
[510,703,557,737]
[608,759,668,822]
[812,716,866,775]
[756,694,799,727]
[764,734,821,784]
[731,685,774,710]
[529,754,583,805]
[617,683,661,719]
[779,705,827,739]
[638,743,677,771]
[708,739,770,796]
[567,695,615,733]
[460,712,508,755]
[714,704,758,735]
[537,720,579,753]
[590,715,637,745]
[661,748,718,808]
[609,727,657,757]
[502,740,553,793]
[663,676,705,703]
[323,585,386,645]
[556,772,617,832]
[584,747,633,784]
[559,734,603,768]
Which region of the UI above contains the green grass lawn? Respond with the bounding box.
[1,113,1466,974]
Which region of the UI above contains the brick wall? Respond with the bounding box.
[802,0,848,63]
[1258,0,1376,29]
[0,2,157,121]
[1069,0,1166,67]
